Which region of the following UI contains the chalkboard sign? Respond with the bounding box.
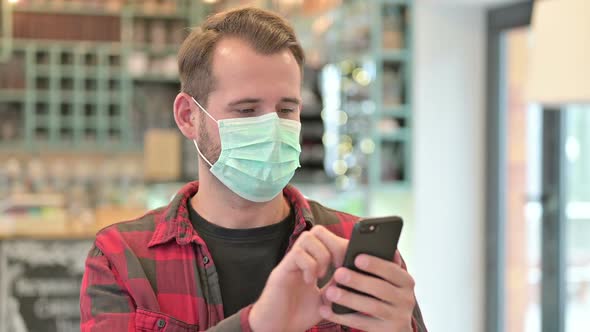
[0,240,93,332]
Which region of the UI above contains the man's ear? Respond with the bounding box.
[174,92,198,139]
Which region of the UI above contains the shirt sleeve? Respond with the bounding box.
[199,305,253,332]
[80,244,251,332]
[80,244,136,331]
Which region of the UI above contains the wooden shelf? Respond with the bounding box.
[11,5,121,17]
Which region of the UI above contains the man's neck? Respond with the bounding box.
[190,169,291,229]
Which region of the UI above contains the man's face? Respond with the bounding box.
[196,37,302,165]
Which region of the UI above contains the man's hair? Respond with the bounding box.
[177,7,305,107]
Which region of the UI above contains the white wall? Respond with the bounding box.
[412,2,486,332]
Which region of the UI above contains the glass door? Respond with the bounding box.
[564,106,590,331]
[499,26,542,332]
[487,3,589,332]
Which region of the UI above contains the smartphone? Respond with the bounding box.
[332,216,403,314]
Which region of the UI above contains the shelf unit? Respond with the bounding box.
[27,42,128,149]
[1,0,413,186]
[292,64,329,183]
[0,0,208,152]
[323,0,413,190]
[0,0,331,183]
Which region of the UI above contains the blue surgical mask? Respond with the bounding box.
[191,97,301,202]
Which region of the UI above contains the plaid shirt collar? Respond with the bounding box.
[147,181,314,248]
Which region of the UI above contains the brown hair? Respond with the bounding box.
[177,7,305,107]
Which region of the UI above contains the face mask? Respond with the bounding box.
[191,96,301,202]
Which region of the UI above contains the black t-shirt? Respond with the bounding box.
[189,203,294,317]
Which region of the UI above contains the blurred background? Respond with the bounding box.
[0,0,588,331]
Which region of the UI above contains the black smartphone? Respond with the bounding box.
[332,216,403,314]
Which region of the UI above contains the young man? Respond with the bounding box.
[80,7,427,332]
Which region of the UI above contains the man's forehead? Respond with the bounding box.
[212,37,296,69]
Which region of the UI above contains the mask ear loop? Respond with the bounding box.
[193,139,213,168]
[191,96,216,168]
[191,96,217,123]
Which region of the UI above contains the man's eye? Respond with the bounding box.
[279,108,295,113]
[237,109,255,114]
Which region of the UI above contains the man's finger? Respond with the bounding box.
[319,305,379,331]
[394,250,402,265]
[288,247,319,284]
[354,254,415,288]
[310,226,348,267]
[297,232,333,278]
[325,285,393,320]
[333,267,398,304]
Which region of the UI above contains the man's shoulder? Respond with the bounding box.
[93,207,165,254]
[305,199,360,239]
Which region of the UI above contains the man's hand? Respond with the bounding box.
[249,225,347,332]
[318,251,416,332]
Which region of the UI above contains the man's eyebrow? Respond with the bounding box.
[227,97,301,106]
[228,98,261,106]
[280,97,301,104]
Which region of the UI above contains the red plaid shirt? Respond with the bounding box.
[80,182,427,331]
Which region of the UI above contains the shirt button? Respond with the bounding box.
[157,319,166,328]
[203,256,209,264]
